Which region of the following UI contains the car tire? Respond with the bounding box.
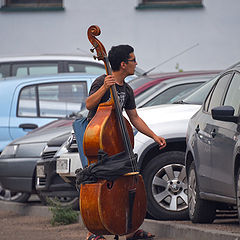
[0,183,30,202]
[187,161,215,223]
[37,191,79,210]
[142,151,188,220]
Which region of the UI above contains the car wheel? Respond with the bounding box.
[142,151,188,220]
[38,192,79,210]
[187,161,215,223]
[0,183,30,202]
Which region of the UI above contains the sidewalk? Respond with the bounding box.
[0,200,240,240]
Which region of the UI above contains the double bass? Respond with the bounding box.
[79,25,147,237]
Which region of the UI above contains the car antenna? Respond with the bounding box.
[142,43,199,76]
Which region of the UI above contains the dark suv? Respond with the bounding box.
[185,65,240,223]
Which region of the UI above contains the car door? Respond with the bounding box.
[9,80,88,141]
[210,72,240,197]
[194,73,232,192]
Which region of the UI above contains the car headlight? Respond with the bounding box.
[0,145,18,158]
[55,139,71,158]
[54,133,74,158]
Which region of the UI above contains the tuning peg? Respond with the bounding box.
[90,47,96,53]
[93,55,97,60]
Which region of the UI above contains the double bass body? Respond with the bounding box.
[80,174,146,235]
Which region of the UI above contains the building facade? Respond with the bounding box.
[0,0,239,72]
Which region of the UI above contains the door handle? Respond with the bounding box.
[195,125,200,134]
[19,123,38,130]
[211,129,216,138]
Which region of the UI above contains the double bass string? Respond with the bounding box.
[104,56,138,173]
[111,84,138,173]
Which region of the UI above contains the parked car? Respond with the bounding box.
[128,70,219,97]
[0,55,106,78]
[0,54,143,80]
[134,71,219,108]
[54,73,222,219]
[185,65,240,223]
[36,110,89,208]
[0,72,99,152]
[0,119,73,202]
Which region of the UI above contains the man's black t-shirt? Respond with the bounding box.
[87,74,136,121]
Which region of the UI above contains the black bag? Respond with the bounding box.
[75,150,138,186]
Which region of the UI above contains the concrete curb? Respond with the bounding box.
[1,200,240,240]
[141,219,240,240]
[0,200,52,218]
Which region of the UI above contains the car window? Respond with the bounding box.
[203,85,214,112]
[141,82,202,107]
[18,86,37,117]
[68,62,105,75]
[223,72,240,116]
[182,76,218,105]
[38,82,87,117]
[12,63,59,77]
[207,73,232,112]
[18,82,87,118]
[0,64,10,78]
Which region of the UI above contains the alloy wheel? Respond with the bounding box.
[0,183,23,201]
[152,163,188,212]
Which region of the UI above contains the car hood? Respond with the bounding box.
[28,119,73,135]
[132,104,201,152]
[136,104,201,124]
[10,125,72,145]
[47,132,71,147]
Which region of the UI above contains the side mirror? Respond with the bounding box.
[211,106,238,123]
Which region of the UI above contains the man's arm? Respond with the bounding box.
[126,108,166,149]
[86,75,115,110]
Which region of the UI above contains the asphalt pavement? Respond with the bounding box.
[0,196,240,240]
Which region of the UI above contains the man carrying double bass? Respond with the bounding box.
[85,44,166,240]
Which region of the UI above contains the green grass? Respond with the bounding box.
[47,198,79,226]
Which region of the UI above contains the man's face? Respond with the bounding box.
[125,52,137,76]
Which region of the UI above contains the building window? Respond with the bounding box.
[1,0,64,11]
[136,0,204,9]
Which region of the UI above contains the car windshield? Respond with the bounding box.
[135,81,166,106]
[135,73,217,107]
[175,76,219,105]
[128,76,152,90]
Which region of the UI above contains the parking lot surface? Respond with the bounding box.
[0,210,174,240]
[0,198,240,240]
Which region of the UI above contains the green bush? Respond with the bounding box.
[48,198,79,226]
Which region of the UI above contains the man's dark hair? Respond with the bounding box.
[108,45,134,71]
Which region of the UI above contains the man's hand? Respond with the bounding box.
[153,135,166,150]
[104,75,116,89]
